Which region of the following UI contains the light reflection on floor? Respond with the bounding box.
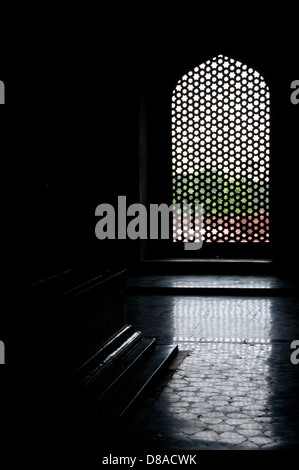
[125,284,299,449]
[155,341,275,448]
[126,274,290,290]
[173,297,272,343]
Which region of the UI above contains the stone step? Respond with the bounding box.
[96,337,157,400]
[0,328,178,428]
[97,344,178,420]
[75,325,142,388]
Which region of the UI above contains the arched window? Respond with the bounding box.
[172,55,270,247]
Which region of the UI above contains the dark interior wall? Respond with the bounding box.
[1,26,298,290]
[2,46,140,290]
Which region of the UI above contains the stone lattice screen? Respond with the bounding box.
[172,54,270,244]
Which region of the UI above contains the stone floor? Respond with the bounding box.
[124,275,299,450]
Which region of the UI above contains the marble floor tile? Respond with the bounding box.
[125,276,299,450]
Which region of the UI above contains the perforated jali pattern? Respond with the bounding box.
[172,55,270,244]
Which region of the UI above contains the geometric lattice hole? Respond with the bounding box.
[172,54,270,243]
